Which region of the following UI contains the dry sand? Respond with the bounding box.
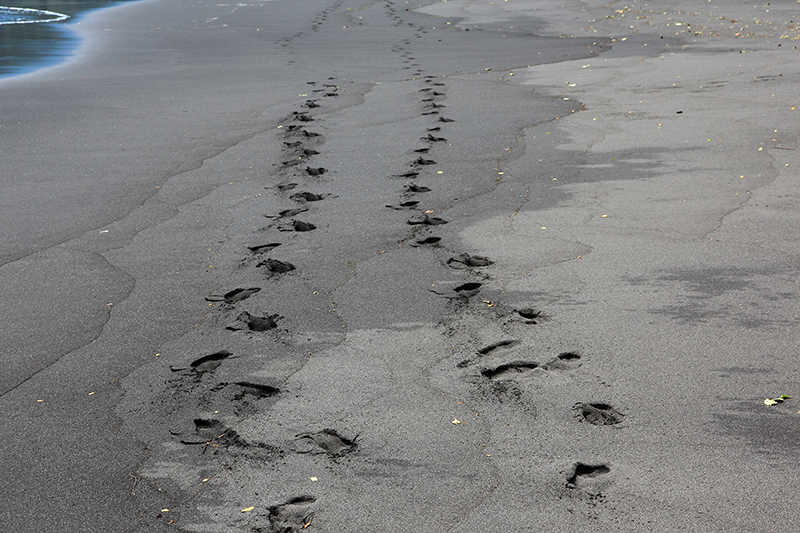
[1,0,799,531]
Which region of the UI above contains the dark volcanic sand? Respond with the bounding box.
[2,0,799,531]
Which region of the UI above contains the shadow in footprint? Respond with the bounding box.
[257,258,296,274]
[305,167,327,176]
[386,201,420,210]
[279,220,316,232]
[477,339,520,355]
[266,208,308,220]
[517,308,545,324]
[248,243,281,254]
[406,183,431,193]
[448,253,494,269]
[453,282,481,297]
[574,403,625,426]
[264,496,316,533]
[290,191,326,202]
[566,463,611,496]
[541,351,581,371]
[233,381,280,399]
[393,171,420,179]
[189,350,232,374]
[481,360,539,379]
[411,236,441,247]
[408,214,447,226]
[294,429,357,457]
[412,157,436,166]
[226,312,281,332]
[180,418,247,447]
[205,287,262,304]
[224,287,262,304]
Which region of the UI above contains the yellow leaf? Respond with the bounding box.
[241,506,255,513]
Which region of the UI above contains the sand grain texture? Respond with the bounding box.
[1,0,799,531]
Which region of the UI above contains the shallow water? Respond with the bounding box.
[0,0,127,77]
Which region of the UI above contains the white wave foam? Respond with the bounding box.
[0,5,70,25]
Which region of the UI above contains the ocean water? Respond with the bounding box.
[0,0,126,77]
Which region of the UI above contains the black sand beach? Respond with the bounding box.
[2,0,799,531]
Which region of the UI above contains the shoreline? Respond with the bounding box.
[2,0,799,531]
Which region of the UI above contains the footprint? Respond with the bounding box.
[264,496,316,533]
[290,191,326,202]
[541,351,581,371]
[294,429,357,457]
[281,158,303,168]
[411,236,441,246]
[257,258,296,274]
[438,117,455,123]
[447,253,494,269]
[481,360,539,379]
[266,208,308,220]
[393,171,420,179]
[303,100,320,108]
[386,200,420,210]
[422,134,446,142]
[205,287,261,304]
[300,130,321,137]
[226,311,281,332]
[284,141,302,148]
[405,183,431,193]
[453,282,481,297]
[573,403,625,426]
[477,339,520,355]
[517,308,545,324]
[412,157,436,166]
[413,147,430,153]
[279,220,316,232]
[233,381,280,399]
[180,418,247,447]
[248,243,281,254]
[297,148,319,157]
[275,182,298,191]
[190,350,232,373]
[305,167,327,176]
[566,463,611,495]
[407,214,447,226]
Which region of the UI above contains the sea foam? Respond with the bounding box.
[0,5,69,25]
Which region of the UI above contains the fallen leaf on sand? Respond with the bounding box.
[764,395,791,406]
[241,506,255,513]
[452,418,463,425]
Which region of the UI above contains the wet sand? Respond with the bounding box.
[1,0,799,531]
